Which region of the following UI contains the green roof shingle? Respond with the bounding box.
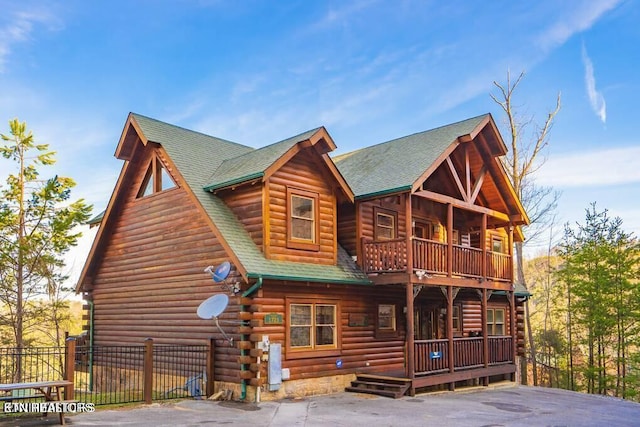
[131,113,369,285]
[204,127,322,191]
[333,114,489,198]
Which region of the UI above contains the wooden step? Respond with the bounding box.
[350,380,407,390]
[355,374,411,384]
[345,386,401,398]
[345,375,412,398]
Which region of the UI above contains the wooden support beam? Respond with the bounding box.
[446,157,468,202]
[406,282,415,382]
[465,145,471,202]
[447,204,453,278]
[406,193,413,275]
[509,290,517,382]
[415,190,510,222]
[470,166,487,204]
[447,285,455,391]
[481,288,489,386]
[481,213,487,279]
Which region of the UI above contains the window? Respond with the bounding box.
[487,308,505,335]
[491,236,504,253]
[377,304,396,331]
[137,157,177,198]
[452,305,462,333]
[413,221,432,240]
[287,300,340,359]
[451,229,459,245]
[286,187,319,250]
[440,304,463,336]
[374,207,397,241]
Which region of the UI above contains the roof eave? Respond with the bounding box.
[354,185,413,201]
[246,272,371,286]
[203,172,265,192]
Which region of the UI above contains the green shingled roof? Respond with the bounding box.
[132,113,254,188]
[204,127,322,191]
[333,114,489,198]
[131,113,370,285]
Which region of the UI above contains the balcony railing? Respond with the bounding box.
[414,336,513,376]
[362,237,511,281]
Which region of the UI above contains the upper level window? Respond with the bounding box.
[374,207,397,241]
[137,157,177,198]
[491,236,504,253]
[287,187,319,251]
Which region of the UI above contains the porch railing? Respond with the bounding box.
[363,237,512,281]
[486,252,511,281]
[363,238,407,273]
[414,336,513,376]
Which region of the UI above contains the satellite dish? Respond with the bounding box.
[204,261,240,295]
[213,261,231,282]
[197,294,229,319]
[196,293,234,345]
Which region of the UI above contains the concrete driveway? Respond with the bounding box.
[2,385,640,426]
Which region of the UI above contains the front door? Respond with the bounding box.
[414,305,439,340]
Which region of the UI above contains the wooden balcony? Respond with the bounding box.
[362,237,512,282]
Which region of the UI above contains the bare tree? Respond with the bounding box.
[491,70,561,386]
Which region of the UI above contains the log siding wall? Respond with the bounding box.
[88,145,243,384]
[267,150,337,264]
[220,183,264,251]
[252,282,406,380]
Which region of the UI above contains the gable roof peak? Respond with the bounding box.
[333,114,492,199]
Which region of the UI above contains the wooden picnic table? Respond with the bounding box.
[0,380,74,425]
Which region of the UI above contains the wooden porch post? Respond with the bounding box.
[508,226,514,281]
[406,193,413,275]
[446,286,455,391]
[447,203,453,277]
[406,282,415,395]
[481,213,487,279]
[481,289,489,386]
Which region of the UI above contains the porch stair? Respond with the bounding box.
[345,374,411,398]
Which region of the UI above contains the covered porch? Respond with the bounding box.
[406,284,517,394]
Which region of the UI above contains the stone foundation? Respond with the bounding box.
[212,374,356,402]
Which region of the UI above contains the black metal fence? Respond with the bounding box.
[1,339,211,406]
[0,346,66,384]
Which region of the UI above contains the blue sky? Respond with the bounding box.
[0,0,637,282]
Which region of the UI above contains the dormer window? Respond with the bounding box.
[287,187,319,251]
[137,157,177,198]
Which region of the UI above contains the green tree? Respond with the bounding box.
[0,119,91,381]
[557,203,639,397]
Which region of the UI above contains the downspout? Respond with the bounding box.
[240,277,263,400]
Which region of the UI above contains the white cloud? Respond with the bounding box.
[0,7,61,72]
[581,44,607,123]
[537,146,640,187]
[536,0,620,52]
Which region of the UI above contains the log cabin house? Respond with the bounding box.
[77,112,529,400]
